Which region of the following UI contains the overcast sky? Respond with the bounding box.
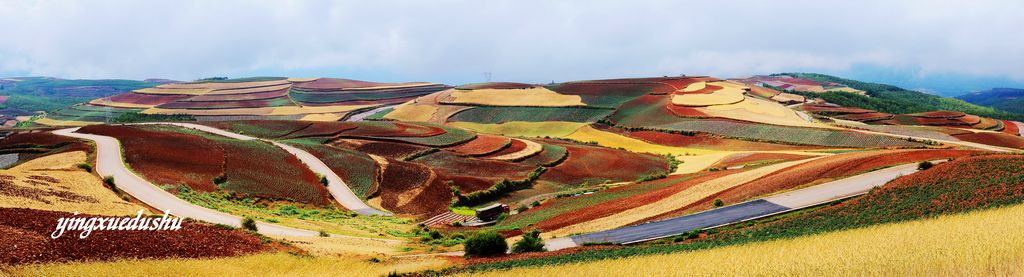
[1,0,1022,93]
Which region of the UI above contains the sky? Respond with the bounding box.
[1,0,1023,95]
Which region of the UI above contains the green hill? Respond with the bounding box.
[779,73,1024,121]
[0,77,159,118]
[956,88,1024,114]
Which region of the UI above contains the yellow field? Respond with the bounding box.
[472,203,1024,277]
[671,85,745,107]
[700,96,814,127]
[9,252,449,277]
[384,103,439,122]
[444,87,585,107]
[161,79,290,90]
[133,87,213,95]
[827,86,866,95]
[88,98,156,109]
[448,121,586,137]
[769,92,805,103]
[298,113,343,121]
[545,158,816,237]
[488,139,543,161]
[203,83,293,95]
[0,151,145,216]
[286,77,319,82]
[562,125,716,156]
[680,81,706,92]
[141,104,375,116]
[672,152,734,174]
[34,117,96,126]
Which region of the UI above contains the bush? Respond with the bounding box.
[317,174,329,186]
[515,206,528,213]
[241,217,258,232]
[76,163,92,173]
[319,230,330,237]
[713,199,724,207]
[512,230,546,253]
[464,231,507,257]
[918,161,934,170]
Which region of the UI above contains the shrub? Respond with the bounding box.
[713,199,724,207]
[464,231,508,257]
[212,174,227,185]
[531,201,541,207]
[76,163,93,173]
[515,206,529,213]
[241,217,258,232]
[318,174,329,186]
[512,230,547,253]
[319,230,330,237]
[918,161,934,170]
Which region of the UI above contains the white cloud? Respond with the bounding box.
[0,0,1022,84]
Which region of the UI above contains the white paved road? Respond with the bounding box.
[53,127,319,237]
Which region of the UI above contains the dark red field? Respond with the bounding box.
[447,134,511,156]
[103,93,191,105]
[539,141,669,186]
[414,151,535,192]
[1002,120,1021,136]
[480,139,528,159]
[0,208,270,265]
[712,152,814,169]
[292,78,397,90]
[375,159,448,217]
[78,125,225,192]
[332,139,431,160]
[953,132,1024,149]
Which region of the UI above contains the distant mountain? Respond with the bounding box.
[957,88,1024,114]
[0,77,161,119]
[777,73,1024,121]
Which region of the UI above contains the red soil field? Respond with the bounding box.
[839,112,894,121]
[219,138,330,205]
[551,82,666,96]
[480,139,527,159]
[342,122,446,138]
[648,149,981,221]
[908,110,966,118]
[666,104,709,117]
[799,104,875,114]
[103,93,191,105]
[624,130,824,151]
[0,208,269,265]
[1001,120,1021,136]
[457,82,536,90]
[446,134,511,156]
[155,97,294,109]
[185,88,289,101]
[914,116,970,126]
[972,117,1001,130]
[293,78,420,90]
[529,170,739,233]
[608,94,683,126]
[332,139,431,160]
[539,141,669,186]
[79,125,224,192]
[414,151,535,192]
[952,132,1024,149]
[677,83,722,95]
[375,159,450,217]
[712,153,814,169]
[957,114,982,125]
[201,120,310,138]
[279,121,359,139]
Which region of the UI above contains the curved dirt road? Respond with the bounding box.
[53,127,318,237]
[135,122,389,216]
[555,161,942,250]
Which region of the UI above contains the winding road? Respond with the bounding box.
[546,161,943,250]
[53,128,318,237]
[52,122,390,236]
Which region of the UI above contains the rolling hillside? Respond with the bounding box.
[957,88,1024,114]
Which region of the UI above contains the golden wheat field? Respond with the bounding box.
[474,203,1024,277]
[563,125,716,156]
[8,252,449,276]
[0,151,145,215]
